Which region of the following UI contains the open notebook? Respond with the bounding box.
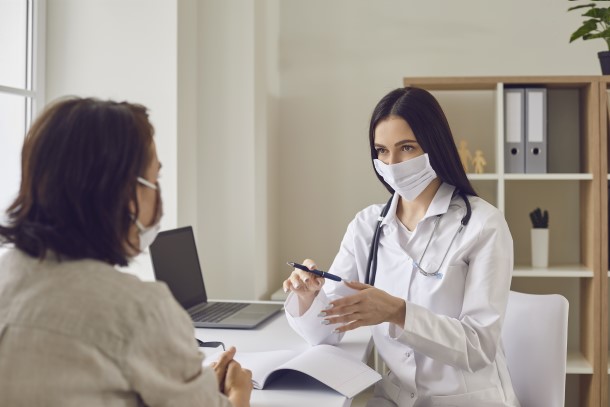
[205,344,381,398]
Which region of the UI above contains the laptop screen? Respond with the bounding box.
[149,226,208,310]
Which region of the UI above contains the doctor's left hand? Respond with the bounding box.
[321,281,406,333]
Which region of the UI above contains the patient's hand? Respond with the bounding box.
[210,346,253,407]
[210,346,237,392]
[224,360,253,407]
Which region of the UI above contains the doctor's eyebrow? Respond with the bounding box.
[374,139,419,148]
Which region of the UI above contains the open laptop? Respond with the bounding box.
[149,226,283,329]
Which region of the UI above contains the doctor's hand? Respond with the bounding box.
[282,258,325,299]
[283,258,325,315]
[320,281,406,333]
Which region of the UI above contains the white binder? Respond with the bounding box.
[504,88,525,173]
[525,88,547,173]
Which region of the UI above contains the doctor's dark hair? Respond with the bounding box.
[0,97,154,266]
[368,87,477,197]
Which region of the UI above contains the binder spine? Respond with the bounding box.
[504,88,526,174]
[525,88,547,174]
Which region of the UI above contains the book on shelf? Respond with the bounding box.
[205,344,381,398]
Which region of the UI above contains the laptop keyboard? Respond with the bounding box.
[192,302,249,323]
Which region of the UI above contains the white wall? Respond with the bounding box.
[45,0,178,280]
[276,0,603,275]
[42,0,603,299]
[44,0,279,299]
[194,0,278,300]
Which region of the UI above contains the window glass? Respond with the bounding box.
[0,93,27,222]
[0,1,28,89]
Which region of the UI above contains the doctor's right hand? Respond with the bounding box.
[282,258,325,301]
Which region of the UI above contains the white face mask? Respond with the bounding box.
[373,154,437,201]
[135,218,161,252]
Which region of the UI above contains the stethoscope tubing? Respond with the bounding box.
[365,196,392,286]
[365,191,471,285]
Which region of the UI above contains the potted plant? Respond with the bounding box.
[568,0,610,74]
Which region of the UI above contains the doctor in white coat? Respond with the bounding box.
[282,87,520,407]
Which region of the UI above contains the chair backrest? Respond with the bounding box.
[501,291,569,407]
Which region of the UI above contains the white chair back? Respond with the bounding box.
[501,290,569,407]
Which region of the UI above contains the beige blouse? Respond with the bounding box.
[0,249,233,407]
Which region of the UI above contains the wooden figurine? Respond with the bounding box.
[472,149,487,174]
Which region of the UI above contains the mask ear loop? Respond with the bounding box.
[136,177,163,227]
[151,181,163,225]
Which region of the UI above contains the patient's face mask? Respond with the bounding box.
[373,154,437,201]
[135,218,161,252]
[135,176,162,251]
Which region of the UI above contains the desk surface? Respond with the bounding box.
[196,309,374,407]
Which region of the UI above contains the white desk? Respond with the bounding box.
[196,309,374,407]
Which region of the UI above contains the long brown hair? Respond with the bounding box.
[0,97,155,266]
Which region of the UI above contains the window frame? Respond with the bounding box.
[0,0,45,229]
[0,0,45,123]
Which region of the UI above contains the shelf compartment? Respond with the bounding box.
[467,173,499,181]
[514,265,593,277]
[567,350,593,374]
[428,89,497,174]
[504,174,593,180]
[505,181,583,268]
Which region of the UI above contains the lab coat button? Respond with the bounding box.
[406,351,411,357]
[410,392,415,398]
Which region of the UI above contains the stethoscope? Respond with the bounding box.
[364,191,472,286]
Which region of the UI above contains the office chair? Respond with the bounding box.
[501,290,569,407]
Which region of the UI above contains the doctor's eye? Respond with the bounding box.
[401,145,415,152]
[375,147,387,155]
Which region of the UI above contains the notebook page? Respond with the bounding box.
[277,344,381,398]
[232,350,296,388]
[203,345,380,397]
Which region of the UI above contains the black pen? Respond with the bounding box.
[287,261,343,282]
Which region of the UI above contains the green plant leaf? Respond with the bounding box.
[583,7,605,18]
[584,26,610,38]
[569,4,596,11]
[570,19,600,42]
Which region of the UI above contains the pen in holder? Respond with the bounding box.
[529,208,549,268]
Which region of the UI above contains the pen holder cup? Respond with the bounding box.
[531,228,549,268]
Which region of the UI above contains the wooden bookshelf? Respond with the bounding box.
[403,76,604,407]
[599,78,610,407]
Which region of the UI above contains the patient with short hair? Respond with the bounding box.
[0,97,252,407]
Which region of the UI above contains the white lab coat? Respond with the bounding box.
[285,183,520,407]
